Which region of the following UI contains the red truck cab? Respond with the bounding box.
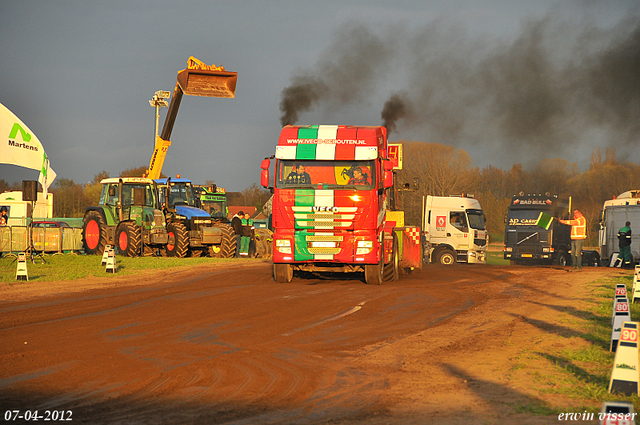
[261,125,421,284]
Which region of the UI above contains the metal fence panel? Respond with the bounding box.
[0,226,82,254]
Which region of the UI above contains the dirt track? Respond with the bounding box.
[0,261,625,424]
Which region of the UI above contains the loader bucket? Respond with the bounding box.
[177,68,238,98]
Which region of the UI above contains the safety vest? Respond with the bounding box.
[564,216,587,240]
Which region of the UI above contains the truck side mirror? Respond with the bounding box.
[261,158,271,188]
[383,160,394,189]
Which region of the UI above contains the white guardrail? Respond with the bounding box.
[0,226,84,255]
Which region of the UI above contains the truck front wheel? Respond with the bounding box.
[555,250,568,266]
[274,263,293,283]
[436,248,456,265]
[365,259,384,285]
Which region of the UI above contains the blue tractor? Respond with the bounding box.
[154,177,236,257]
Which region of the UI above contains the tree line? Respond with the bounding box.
[2,142,638,245]
[394,142,640,245]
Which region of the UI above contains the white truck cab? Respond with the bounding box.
[422,195,488,265]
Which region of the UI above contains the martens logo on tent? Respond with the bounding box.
[7,123,39,152]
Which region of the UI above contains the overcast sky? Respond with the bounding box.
[1,1,638,192]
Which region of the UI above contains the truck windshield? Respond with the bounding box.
[276,160,376,190]
[466,210,486,230]
[507,210,544,226]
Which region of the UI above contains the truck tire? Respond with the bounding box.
[165,222,188,258]
[116,222,141,257]
[82,210,108,255]
[555,250,568,266]
[274,263,293,283]
[209,223,236,258]
[436,248,456,265]
[365,259,384,285]
[383,234,399,282]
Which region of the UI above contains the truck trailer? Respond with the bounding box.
[260,125,422,284]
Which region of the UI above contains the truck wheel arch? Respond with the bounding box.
[433,245,457,266]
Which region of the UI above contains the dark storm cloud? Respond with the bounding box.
[280,13,640,159]
[280,23,395,126]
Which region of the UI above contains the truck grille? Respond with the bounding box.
[292,206,357,229]
[308,247,341,255]
[517,231,539,245]
[518,245,537,254]
[306,235,344,242]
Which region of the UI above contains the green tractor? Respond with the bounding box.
[82,177,169,256]
[195,185,229,222]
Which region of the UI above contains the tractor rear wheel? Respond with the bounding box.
[82,210,108,255]
[165,222,188,258]
[209,223,236,258]
[116,222,141,257]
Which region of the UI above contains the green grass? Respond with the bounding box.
[487,250,510,265]
[0,254,242,283]
[513,272,640,414]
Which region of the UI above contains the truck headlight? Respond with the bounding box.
[542,247,550,253]
[276,239,292,254]
[356,240,373,255]
[505,247,512,252]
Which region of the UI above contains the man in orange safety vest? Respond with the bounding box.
[560,210,587,271]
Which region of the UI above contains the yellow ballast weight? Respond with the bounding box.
[187,56,225,72]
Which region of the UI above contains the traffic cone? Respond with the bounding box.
[16,252,28,281]
[105,247,117,273]
[101,245,112,266]
[609,321,640,396]
[611,299,631,352]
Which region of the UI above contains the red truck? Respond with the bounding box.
[260,125,422,284]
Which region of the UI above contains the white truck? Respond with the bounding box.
[599,190,640,266]
[422,195,488,265]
